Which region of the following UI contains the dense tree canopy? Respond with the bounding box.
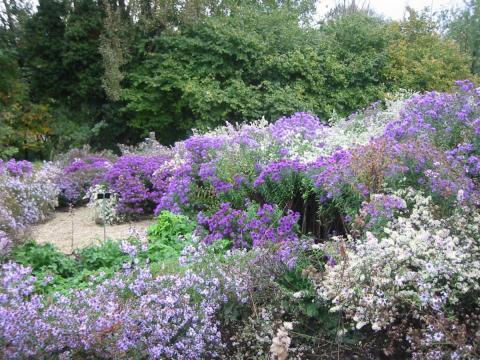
[124,10,473,141]
[386,9,472,91]
[0,0,477,157]
[124,9,328,141]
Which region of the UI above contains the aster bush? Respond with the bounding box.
[386,80,480,149]
[0,231,302,358]
[310,136,479,238]
[54,146,116,205]
[0,160,59,246]
[57,156,113,205]
[102,154,169,216]
[0,230,10,259]
[0,262,230,358]
[197,202,301,266]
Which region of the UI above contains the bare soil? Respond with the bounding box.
[32,206,155,253]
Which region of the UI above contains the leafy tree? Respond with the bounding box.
[19,0,113,154]
[440,0,480,74]
[318,12,391,115]
[62,0,104,108]
[124,8,474,144]
[0,49,53,159]
[0,0,32,158]
[1,12,54,159]
[323,0,375,19]
[99,2,131,101]
[385,9,472,91]
[0,0,31,39]
[124,9,330,142]
[20,0,67,102]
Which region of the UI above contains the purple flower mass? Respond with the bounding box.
[58,155,113,204]
[197,202,300,256]
[102,155,170,215]
[357,194,407,230]
[1,81,480,358]
[4,160,33,177]
[310,137,479,205]
[0,262,246,358]
[1,160,59,243]
[254,159,306,187]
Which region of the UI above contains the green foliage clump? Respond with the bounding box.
[385,9,472,92]
[12,240,126,293]
[13,242,77,278]
[124,9,325,142]
[125,9,473,143]
[146,210,196,261]
[317,13,391,115]
[76,240,130,271]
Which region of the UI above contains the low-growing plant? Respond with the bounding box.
[12,241,77,278]
[146,210,196,261]
[77,239,130,271]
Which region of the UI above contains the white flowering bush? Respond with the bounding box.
[313,188,480,357]
[84,184,124,224]
[314,94,409,160]
[195,93,407,165]
[118,133,172,157]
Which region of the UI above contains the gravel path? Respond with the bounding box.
[32,207,155,253]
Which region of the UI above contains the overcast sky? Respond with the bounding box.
[316,0,467,20]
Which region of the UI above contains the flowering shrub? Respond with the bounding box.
[153,98,405,215]
[118,133,171,156]
[386,81,480,150]
[57,155,113,204]
[0,231,10,259]
[0,263,227,358]
[84,184,124,224]
[197,202,301,267]
[313,189,480,357]
[0,234,296,358]
[198,203,299,247]
[353,193,406,234]
[4,160,33,176]
[154,160,194,214]
[0,160,59,244]
[311,137,479,218]
[102,155,169,215]
[54,146,116,205]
